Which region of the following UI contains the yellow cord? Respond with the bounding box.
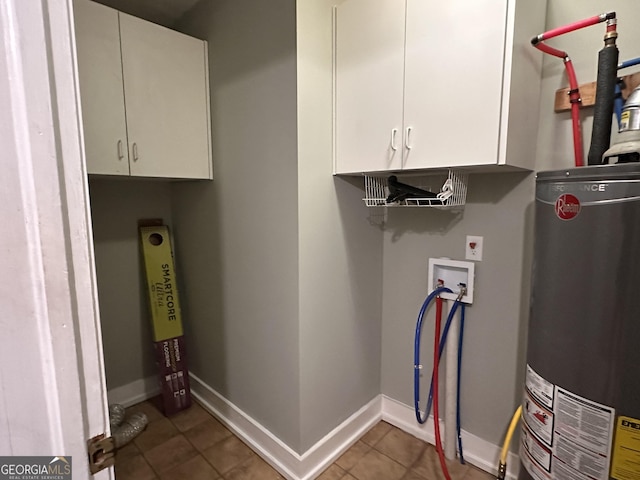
[500,406,522,464]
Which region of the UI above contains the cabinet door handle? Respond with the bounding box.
[117,140,124,160]
[132,143,139,161]
[391,128,398,151]
[406,127,413,150]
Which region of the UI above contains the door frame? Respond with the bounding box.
[0,0,111,477]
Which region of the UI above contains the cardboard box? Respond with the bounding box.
[140,225,191,414]
[154,336,191,414]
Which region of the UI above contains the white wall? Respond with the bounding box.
[1,0,108,468]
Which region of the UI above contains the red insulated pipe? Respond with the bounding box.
[532,44,583,166]
[433,296,452,480]
[533,42,567,60]
[531,12,615,167]
[533,41,583,167]
[535,14,606,42]
[564,59,584,167]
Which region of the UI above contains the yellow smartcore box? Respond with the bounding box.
[140,226,183,341]
[140,225,191,415]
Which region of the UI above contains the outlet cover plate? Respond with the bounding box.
[466,235,483,261]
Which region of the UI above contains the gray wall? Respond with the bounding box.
[89,179,173,390]
[172,0,302,450]
[173,0,383,454]
[296,0,383,452]
[380,173,534,445]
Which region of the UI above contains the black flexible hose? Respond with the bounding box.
[588,42,619,165]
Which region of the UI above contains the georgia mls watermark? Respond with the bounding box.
[0,457,72,480]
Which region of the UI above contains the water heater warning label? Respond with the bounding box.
[522,423,552,471]
[524,391,554,446]
[522,365,615,480]
[527,365,554,409]
[555,388,613,458]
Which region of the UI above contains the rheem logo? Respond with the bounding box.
[555,194,581,220]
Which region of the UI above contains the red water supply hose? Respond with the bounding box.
[433,296,452,480]
[531,12,616,168]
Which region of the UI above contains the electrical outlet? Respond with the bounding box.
[466,235,483,261]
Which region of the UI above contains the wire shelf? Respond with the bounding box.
[363,170,468,208]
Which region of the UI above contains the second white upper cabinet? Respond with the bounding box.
[334,0,546,174]
[75,0,212,179]
[119,14,211,179]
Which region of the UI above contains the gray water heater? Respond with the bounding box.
[520,164,640,480]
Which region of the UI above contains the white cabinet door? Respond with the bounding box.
[334,0,406,174]
[403,0,506,170]
[74,0,129,175]
[119,14,211,179]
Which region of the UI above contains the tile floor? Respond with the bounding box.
[115,397,495,480]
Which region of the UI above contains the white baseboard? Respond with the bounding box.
[106,375,159,408]
[189,373,381,480]
[381,395,520,480]
[115,374,520,480]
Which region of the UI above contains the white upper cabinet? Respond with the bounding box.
[74,0,212,179]
[402,0,506,171]
[334,0,406,173]
[74,0,129,175]
[334,0,546,174]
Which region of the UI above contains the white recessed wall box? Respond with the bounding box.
[427,258,475,304]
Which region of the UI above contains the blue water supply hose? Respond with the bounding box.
[413,287,467,462]
[456,303,466,464]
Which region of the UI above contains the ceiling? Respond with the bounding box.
[91,0,201,27]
